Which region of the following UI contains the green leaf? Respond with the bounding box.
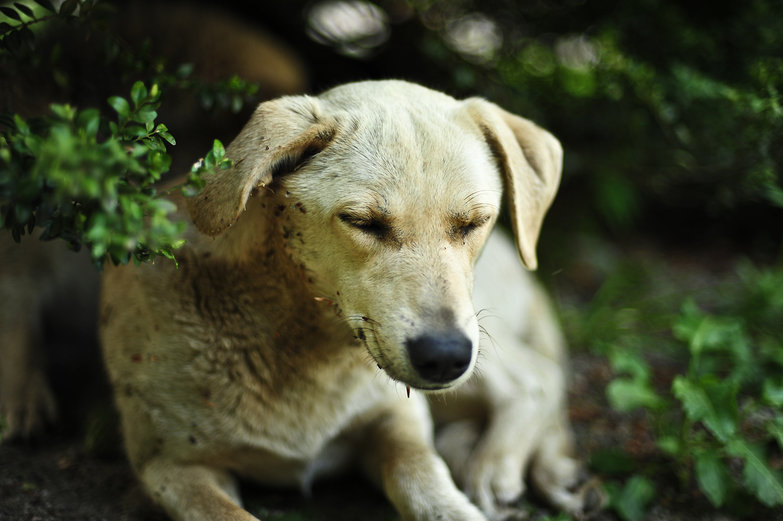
[158,128,176,146]
[672,376,736,442]
[130,81,148,108]
[694,450,730,507]
[656,435,680,456]
[77,108,101,139]
[611,475,655,521]
[13,3,34,18]
[13,114,29,135]
[50,103,76,121]
[609,349,650,381]
[0,6,21,21]
[768,418,783,450]
[700,377,739,440]
[32,0,57,12]
[211,139,226,158]
[134,106,157,125]
[108,96,130,119]
[727,439,783,506]
[14,203,30,224]
[607,377,663,412]
[672,376,712,421]
[763,379,783,407]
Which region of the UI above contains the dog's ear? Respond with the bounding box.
[187,96,336,236]
[465,99,562,270]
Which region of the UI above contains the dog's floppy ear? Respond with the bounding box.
[187,96,335,236]
[465,99,562,270]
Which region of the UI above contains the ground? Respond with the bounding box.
[0,352,606,521]
[2,354,774,521]
[1,235,781,521]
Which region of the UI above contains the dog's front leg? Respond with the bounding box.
[361,394,487,521]
[0,314,57,441]
[139,458,256,521]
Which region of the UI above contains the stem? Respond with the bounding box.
[0,14,58,39]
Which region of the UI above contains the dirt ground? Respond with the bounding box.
[0,353,602,521]
[2,239,782,521]
[3,351,777,521]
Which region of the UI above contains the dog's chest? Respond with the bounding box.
[154,258,386,462]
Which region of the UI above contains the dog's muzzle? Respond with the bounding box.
[405,331,472,384]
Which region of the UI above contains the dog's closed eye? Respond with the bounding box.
[450,215,491,241]
[338,212,391,240]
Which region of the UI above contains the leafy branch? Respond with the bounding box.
[0,0,94,52]
[0,1,251,266]
[0,80,229,265]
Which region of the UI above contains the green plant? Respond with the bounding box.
[580,260,783,520]
[0,81,220,264]
[665,264,783,509]
[410,0,783,239]
[0,0,242,265]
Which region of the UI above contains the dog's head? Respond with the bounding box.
[187,80,561,391]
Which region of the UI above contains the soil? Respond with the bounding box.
[2,239,781,521]
[3,351,775,521]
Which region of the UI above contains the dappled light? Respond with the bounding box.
[443,13,503,65]
[306,0,390,58]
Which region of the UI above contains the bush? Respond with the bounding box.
[0,1,241,264]
[567,258,783,519]
[409,0,783,237]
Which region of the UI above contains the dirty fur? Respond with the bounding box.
[100,80,604,521]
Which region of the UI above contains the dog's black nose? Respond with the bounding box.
[406,332,472,384]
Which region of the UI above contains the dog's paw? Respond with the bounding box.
[570,476,608,519]
[531,461,607,519]
[0,369,57,441]
[435,419,528,519]
[465,449,527,519]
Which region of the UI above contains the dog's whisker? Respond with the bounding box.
[474,307,490,319]
[478,324,499,352]
[475,307,502,322]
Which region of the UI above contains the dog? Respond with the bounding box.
[99,80,603,521]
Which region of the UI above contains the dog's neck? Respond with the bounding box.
[164,202,365,402]
[184,195,276,262]
[182,194,333,307]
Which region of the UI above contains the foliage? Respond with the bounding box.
[409,0,783,236]
[0,0,241,264]
[0,0,70,53]
[570,259,783,519]
[3,82,174,263]
[2,1,782,519]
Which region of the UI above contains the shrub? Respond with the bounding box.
[0,1,239,264]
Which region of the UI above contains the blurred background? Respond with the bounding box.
[1,1,782,520]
